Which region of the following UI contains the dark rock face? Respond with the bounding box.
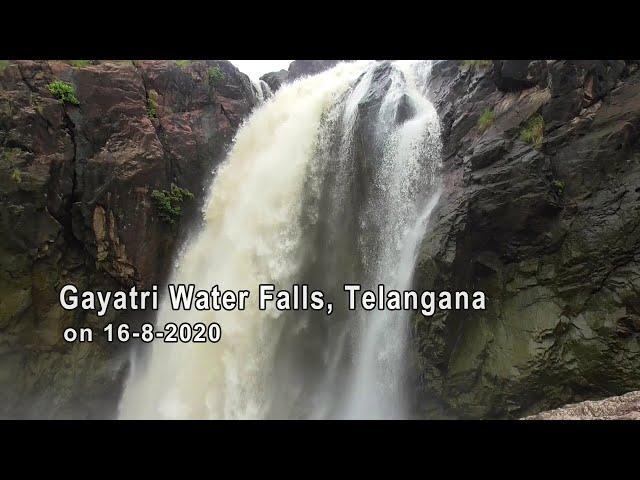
[493,60,546,91]
[0,60,255,418]
[260,69,289,93]
[413,60,640,418]
[287,60,340,81]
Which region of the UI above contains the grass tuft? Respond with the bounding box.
[520,114,545,148]
[477,108,495,133]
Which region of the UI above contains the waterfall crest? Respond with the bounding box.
[119,60,441,419]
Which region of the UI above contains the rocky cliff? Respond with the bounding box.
[0,60,256,418]
[413,60,640,418]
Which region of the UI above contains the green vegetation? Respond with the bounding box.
[175,60,192,69]
[477,108,495,133]
[1,101,13,116]
[147,89,158,119]
[147,101,157,119]
[207,66,225,86]
[461,60,492,71]
[69,60,90,68]
[151,183,194,225]
[520,114,545,148]
[11,168,21,184]
[3,148,19,162]
[47,80,80,106]
[552,180,565,194]
[0,60,9,72]
[105,60,135,66]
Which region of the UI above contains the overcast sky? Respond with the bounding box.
[229,60,292,81]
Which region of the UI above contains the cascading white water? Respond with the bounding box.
[251,79,273,104]
[119,60,441,420]
[338,63,441,418]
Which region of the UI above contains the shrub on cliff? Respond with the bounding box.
[147,100,157,119]
[147,89,159,119]
[208,66,225,86]
[47,80,80,106]
[151,184,194,226]
[552,179,565,194]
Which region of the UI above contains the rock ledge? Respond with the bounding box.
[525,390,640,420]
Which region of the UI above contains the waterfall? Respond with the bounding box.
[119,60,441,419]
[251,79,274,104]
[251,79,273,104]
[260,79,273,100]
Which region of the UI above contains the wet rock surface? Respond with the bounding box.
[0,60,256,418]
[526,390,640,419]
[413,60,640,419]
